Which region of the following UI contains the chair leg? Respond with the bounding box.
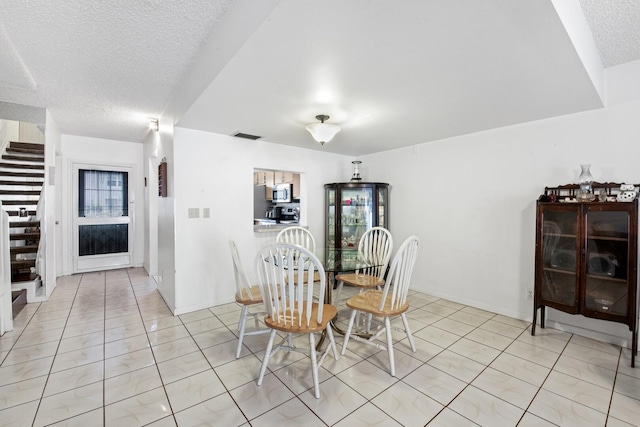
[257,329,277,386]
[334,280,344,306]
[236,306,248,358]
[326,323,339,360]
[366,285,382,332]
[309,333,320,399]
[385,317,395,377]
[252,310,260,329]
[237,305,248,333]
[365,313,373,333]
[401,313,416,352]
[341,310,357,355]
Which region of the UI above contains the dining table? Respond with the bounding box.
[317,248,384,347]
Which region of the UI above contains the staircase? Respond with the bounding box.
[0,141,44,303]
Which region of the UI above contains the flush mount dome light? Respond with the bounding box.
[306,114,340,145]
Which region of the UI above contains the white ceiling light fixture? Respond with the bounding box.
[306,114,340,145]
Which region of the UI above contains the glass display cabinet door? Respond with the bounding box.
[340,187,374,254]
[326,187,336,261]
[539,208,580,309]
[378,186,388,228]
[584,209,630,317]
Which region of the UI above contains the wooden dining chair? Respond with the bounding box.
[333,227,393,308]
[340,235,420,376]
[276,225,320,283]
[229,240,270,358]
[255,243,339,399]
[276,225,316,252]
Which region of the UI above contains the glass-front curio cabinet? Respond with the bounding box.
[325,182,389,267]
[532,182,638,367]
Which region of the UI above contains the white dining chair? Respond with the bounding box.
[340,235,420,377]
[229,240,270,358]
[333,226,393,307]
[276,225,320,285]
[276,225,316,253]
[255,242,339,399]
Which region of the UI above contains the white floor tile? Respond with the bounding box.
[104,387,171,426]
[372,381,444,426]
[1,268,636,427]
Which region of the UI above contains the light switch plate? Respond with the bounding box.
[188,208,199,218]
[203,208,210,218]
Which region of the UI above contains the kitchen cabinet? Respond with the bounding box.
[532,182,638,367]
[254,170,274,186]
[325,182,389,265]
[292,174,300,199]
[274,171,294,185]
[255,170,300,201]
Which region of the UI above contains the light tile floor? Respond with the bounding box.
[1,268,639,426]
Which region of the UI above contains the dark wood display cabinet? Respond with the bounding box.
[532,183,638,367]
[324,182,389,266]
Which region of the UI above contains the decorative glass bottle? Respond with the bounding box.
[577,164,595,201]
[351,161,362,182]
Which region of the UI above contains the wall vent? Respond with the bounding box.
[232,132,261,140]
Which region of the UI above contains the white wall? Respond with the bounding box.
[155,118,176,311]
[361,95,640,348]
[0,210,13,335]
[143,129,160,278]
[59,135,145,276]
[169,128,351,314]
[0,120,19,153]
[44,113,61,297]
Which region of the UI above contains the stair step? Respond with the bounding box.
[12,272,38,283]
[0,180,44,186]
[1,199,39,205]
[0,162,45,170]
[0,171,44,178]
[11,259,36,268]
[0,189,41,196]
[10,245,39,254]
[9,232,40,240]
[4,210,37,216]
[9,142,44,152]
[9,221,40,227]
[6,147,44,155]
[2,154,45,162]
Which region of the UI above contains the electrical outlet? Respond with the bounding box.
[526,288,534,300]
[203,207,210,218]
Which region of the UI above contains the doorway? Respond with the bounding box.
[72,163,134,273]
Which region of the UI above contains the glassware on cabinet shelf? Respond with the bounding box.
[325,182,389,269]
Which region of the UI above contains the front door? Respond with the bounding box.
[73,163,133,273]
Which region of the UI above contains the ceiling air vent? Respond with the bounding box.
[232,132,261,140]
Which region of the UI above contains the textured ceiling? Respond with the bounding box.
[0,0,232,141]
[0,0,639,155]
[578,0,640,67]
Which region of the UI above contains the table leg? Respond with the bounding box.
[317,271,374,350]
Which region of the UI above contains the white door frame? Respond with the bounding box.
[71,162,135,273]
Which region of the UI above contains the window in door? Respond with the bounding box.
[74,166,133,272]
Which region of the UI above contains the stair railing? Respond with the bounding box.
[35,188,45,293]
[1,205,13,335]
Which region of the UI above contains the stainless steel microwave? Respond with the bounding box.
[272,184,292,203]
